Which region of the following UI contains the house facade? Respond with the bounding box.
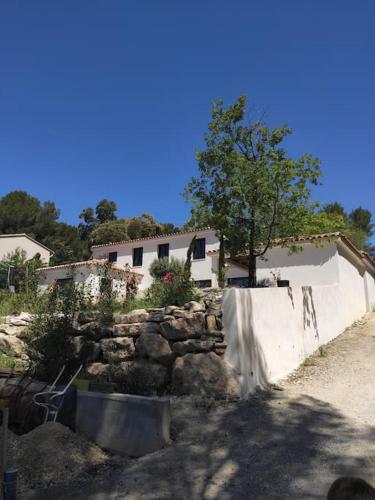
[37,260,142,301]
[91,230,375,311]
[91,228,220,290]
[0,233,53,264]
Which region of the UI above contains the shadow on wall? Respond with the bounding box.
[36,392,375,500]
[302,286,319,339]
[223,288,269,398]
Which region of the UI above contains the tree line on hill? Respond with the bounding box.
[0,191,177,265]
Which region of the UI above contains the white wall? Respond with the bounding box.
[223,283,368,398]
[92,230,219,290]
[212,241,340,287]
[364,270,375,311]
[38,265,128,300]
[0,235,51,263]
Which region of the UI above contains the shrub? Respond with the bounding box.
[145,273,199,307]
[0,290,40,316]
[149,257,185,280]
[26,282,85,382]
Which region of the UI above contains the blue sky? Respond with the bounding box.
[0,1,374,241]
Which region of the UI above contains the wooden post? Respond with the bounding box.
[1,408,9,495]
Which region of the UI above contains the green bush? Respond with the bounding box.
[26,282,85,382]
[0,290,41,316]
[145,274,199,307]
[149,257,185,280]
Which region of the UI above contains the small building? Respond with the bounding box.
[37,260,142,301]
[0,233,53,264]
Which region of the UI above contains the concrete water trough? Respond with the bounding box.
[75,390,171,457]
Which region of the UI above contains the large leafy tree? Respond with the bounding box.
[186,96,321,287]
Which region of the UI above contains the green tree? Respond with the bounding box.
[349,207,374,238]
[90,220,129,245]
[0,191,44,235]
[95,199,117,223]
[185,96,321,287]
[322,202,346,218]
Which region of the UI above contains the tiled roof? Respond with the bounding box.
[91,227,213,249]
[37,259,142,275]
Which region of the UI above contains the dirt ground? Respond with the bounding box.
[24,313,375,500]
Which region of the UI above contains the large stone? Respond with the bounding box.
[113,322,160,337]
[73,337,101,363]
[86,363,110,380]
[110,361,132,382]
[135,333,174,366]
[77,311,98,324]
[148,312,175,323]
[205,315,217,332]
[126,361,168,393]
[164,305,178,315]
[100,338,135,363]
[172,309,191,319]
[0,333,25,357]
[184,301,205,313]
[79,322,112,341]
[114,309,149,324]
[4,315,29,326]
[0,324,28,338]
[160,313,205,341]
[172,339,214,356]
[171,352,239,398]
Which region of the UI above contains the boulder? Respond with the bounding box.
[4,315,29,326]
[18,312,34,323]
[100,338,135,362]
[113,309,149,324]
[184,301,205,313]
[206,308,222,317]
[73,337,101,363]
[86,363,110,380]
[160,313,205,341]
[216,317,223,331]
[0,324,28,337]
[110,361,132,382]
[171,352,239,398]
[126,361,168,393]
[148,312,175,323]
[172,339,214,356]
[172,309,191,319]
[0,333,25,357]
[202,330,224,340]
[205,315,217,332]
[164,305,178,315]
[135,333,174,366]
[113,322,160,337]
[77,311,98,324]
[79,322,112,341]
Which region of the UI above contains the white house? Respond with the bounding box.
[37,260,142,301]
[0,233,53,264]
[91,229,375,311]
[91,228,219,290]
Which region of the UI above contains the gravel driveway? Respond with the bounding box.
[27,313,375,500]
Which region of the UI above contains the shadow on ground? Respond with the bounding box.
[25,390,375,500]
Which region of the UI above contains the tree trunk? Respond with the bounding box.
[218,234,226,288]
[247,253,257,288]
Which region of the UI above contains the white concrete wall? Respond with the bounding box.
[364,270,375,311]
[212,241,340,287]
[92,229,219,290]
[0,235,51,263]
[38,265,128,300]
[223,283,368,398]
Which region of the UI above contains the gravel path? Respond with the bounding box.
[25,313,375,500]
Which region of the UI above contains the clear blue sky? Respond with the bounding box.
[1,1,374,241]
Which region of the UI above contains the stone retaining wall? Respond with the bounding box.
[0,290,239,398]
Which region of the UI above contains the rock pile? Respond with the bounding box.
[0,312,33,365]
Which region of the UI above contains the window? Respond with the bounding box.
[108,251,117,263]
[193,238,206,260]
[158,243,169,259]
[56,277,73,290]
[194,279,212,289]
[133,247,143,267]
[227,277,249,288]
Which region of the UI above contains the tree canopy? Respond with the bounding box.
[185,96,321,286]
